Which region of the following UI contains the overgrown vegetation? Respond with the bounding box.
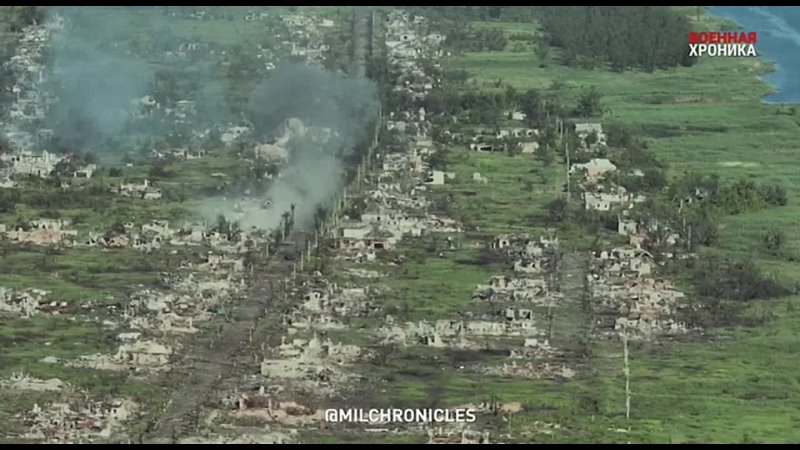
[537,6,696,71]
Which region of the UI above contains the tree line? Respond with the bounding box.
[536,6,695,72]
[421,84,603,128]
[403,6,696,72]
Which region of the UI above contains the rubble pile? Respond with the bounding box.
[14,398,138,443]
[280,13,333,66]
[2,218,79,247]
[0,373,66,392]
[472,275,551,304]
[589,248,689,340]
[0,287,50,317]
[378,313,544,349]
[228,391,324,427]
[259,334,364,389]
[426,425,491,445]
[288,281,382,331]
[70,338,177,373]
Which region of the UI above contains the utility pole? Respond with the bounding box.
[622,329,631,425]
[565,140,571,203]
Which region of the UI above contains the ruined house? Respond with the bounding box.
[424,170,445,185]
[254,143,289,162]
[0,150,61,177]
[618,217,639,235]
[114,340,172,367]
[5,218,77,246]
[469,143,495,152]
[583,191,628,211]
[513,258,545,274]
[0,287,47,317]
[492,234,558,260]
[574,122,606,146]
[518,142,539,154]
[593,246,655,278]
[570,158,616,182]
[113,179,162,200]
[221,125,251,144]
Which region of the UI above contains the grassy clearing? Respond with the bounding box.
[432,148,563,235]
[381,243,501,320]
[612,296,800,443]
[0,247,171,303]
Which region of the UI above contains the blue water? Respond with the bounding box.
[709,6,800,103]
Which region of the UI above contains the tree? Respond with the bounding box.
[537,6,694,71]
[148,163,171,179]
[519,89,543,128]
[575,86,602,117]
[314,205,328,230]
[686,208,718,248]
[546,198,568,224]
[536,143,555,167]
[83,151,98,165]
[504,85,518,106]
[281,211,291,241]
[428,147,451,171]
[691,256,787,301]
[584,130,599,147]
[215,214,228,234]
[606,124,633,148]
[0,189,19,213]
[535,41,549,64]
[760,183,788,207]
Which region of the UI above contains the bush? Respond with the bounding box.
[546,197,568,224]
[691,256,788,301]
[760,183,788,207]
[148,163,172,179]
[762,229,786,257]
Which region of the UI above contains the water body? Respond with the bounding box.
[709,6,800,103]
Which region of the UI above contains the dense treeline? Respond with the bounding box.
[405,6,695,72]
[421,84,601,129]
[537,6,695,71]
[665,174,788,214]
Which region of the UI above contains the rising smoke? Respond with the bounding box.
[202,63,379,231]
[44,8,378,233]
[44,7,154,154]
[43,7,229,157]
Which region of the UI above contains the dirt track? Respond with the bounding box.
[142,9,372,442]
[142,235,307,443]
